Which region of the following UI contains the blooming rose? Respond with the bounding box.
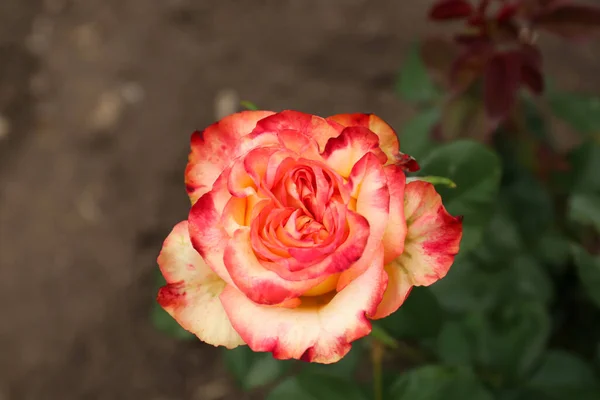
[157,110,462,364]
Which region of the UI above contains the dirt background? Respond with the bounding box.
[1,0,599,399]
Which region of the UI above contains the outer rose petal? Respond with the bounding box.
[327,113,400,164]
[185,110,275,204]
[382,165,408,264]
[220,246,387,364]
[392,180,462,286]
[251,110,344,152]
[370,264,413,320]
[157,221,244,349]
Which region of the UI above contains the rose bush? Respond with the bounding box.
[157,110,462,364]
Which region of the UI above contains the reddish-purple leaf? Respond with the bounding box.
[496,3,518,23]
[519,44,544,94]
[535,4,600,39]
[429,0,474,20]
[483,51,522,121]
[521,65,544,94]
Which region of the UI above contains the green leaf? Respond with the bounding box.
[548,91,600,136]
[437,321,472,367]
[389,365,493,400]
[467,300,551,379]
[528,351,596,399]
[151,301,195,340]
[568,192,600,232]
[572,244,600,308]
[568,142,600,192]
[527,350,600,400]
[418,140,502,253]
[396,43,438,103]
[533,229,571,273]
[240,100,259,110]
[377,287,444,340]
[407,175,456,188]
[266,373,367,400]
[399,108,440,160]
[224,346,292,390]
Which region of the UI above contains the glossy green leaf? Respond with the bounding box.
[572,244,600,308]
[548,91,600,136]
[397,43,438,103]
[437,321,472,367]
[266,373,367,400]
[224,346,292,390]
[418,140,502,253]
[378,287,444,340]
[390,365,493,400]
[568,192,600,232]
[399,108,439,160]
[528,351,600,400]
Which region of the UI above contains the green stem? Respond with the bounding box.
[372,339,384,400]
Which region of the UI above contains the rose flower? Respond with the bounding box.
[157,110,462,364]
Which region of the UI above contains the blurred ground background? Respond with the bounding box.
[1,0,599,399]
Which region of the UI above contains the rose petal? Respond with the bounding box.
[370,264,413,320]
[224,228,329,305]
[326,113,400,164]
[220,246,387,363]
[392,180,462,286]
[337,153,390,290]
[322,126,387,177]
[251,110,343,152]
[188,170,236,286]
[185,111,275,204]
[382,165,408,264]
[157,221,244,348]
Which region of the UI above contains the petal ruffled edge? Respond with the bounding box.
[326,113,400,164]
[219,246,387,364]
[157,221,245,349]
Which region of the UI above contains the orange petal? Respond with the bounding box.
[185,111,275,204]
[224,228,328,305]
[327,113,400,164]
[370,264,413,320]
[157,221,244,348]
[219,246,387,364]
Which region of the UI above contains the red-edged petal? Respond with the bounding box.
[370,264,413,320]
[157,221,244,348]
[326,113,400,164]
[224,228,327,305]
[251,110,343,153]
[337,153,390,291]
[220,246,387,364]
[429,0,473,21]
[185,110,275,204]
[381,165,408,264]
[322,126,387,177]
[188,170,236,286]
[394,181,462,286]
